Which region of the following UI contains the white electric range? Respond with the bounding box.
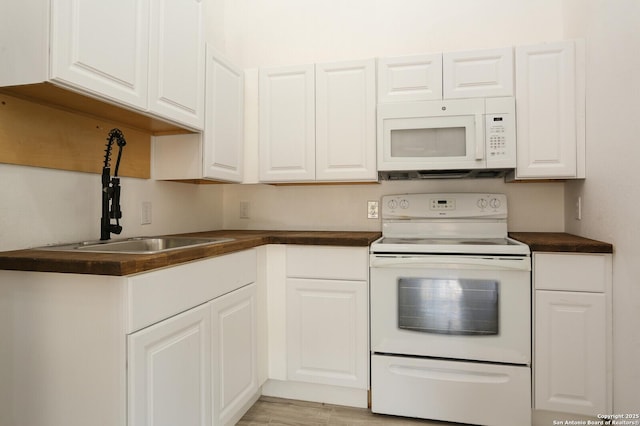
[369,193,532,426]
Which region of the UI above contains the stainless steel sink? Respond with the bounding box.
[40,236,235,254]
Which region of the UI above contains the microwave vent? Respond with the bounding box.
[378,169,511,180]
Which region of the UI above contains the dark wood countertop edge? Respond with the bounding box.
[0,231,382,276]
[509,232,613,254]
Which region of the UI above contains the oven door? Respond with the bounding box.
[370,254,531,365]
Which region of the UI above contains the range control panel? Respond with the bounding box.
[382,193,507,219]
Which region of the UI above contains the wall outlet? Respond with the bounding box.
[239,201,250,219]
[368,201,379,219]
[575,196,582,220]
[141,201,152,225]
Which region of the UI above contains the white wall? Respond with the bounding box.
[0,163,223,251]
[562,0,640,412]
[223,181,564,232]
[214,0,565,69]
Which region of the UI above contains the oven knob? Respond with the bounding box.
[477,198,488,209]
[489,198,501,209]
[399,199,409,209]
[388,199,398,209]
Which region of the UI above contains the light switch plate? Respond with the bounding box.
[240,201,250,219]
[141,201,152,225]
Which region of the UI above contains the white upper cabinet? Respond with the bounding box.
[203,48,244,182]
[377,48,513,102]
[153,49,244,183]
[315,60,377,181]
[148,0,205,129]
[259,64,316,182]
[50,0,150,109]
[259,59,377,183]
[377,54,443,103]
[515,40,585,179]
[443,47,514,99]
[2,0,205,130]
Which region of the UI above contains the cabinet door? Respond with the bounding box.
[203,48,244,182]
[377,53,443,102]
[286,278,368,389]
[50,0,150,109]
[535,290,607,416]
[148,0,205,129]
[515,41,580,178]
[443,47,514,99]
[211,284,258,426]
[129,303,211,426]
[315,59,377,181]
[259,65,316,182]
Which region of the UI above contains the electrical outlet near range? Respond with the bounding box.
[368,201,379,219]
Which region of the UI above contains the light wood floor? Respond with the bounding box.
[237,396,458,425]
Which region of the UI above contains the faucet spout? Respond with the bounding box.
[101,129,127,241]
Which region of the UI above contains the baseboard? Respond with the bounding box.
[261,379,369,408]
[224,389,262,426]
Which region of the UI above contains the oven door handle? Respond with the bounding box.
[370,256,530,271]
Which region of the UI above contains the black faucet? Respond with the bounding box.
[101,128,127,240]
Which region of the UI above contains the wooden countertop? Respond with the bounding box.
[509,232,613,254]
[0,230,382,276]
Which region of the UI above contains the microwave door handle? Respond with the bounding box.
[475,114,484,160]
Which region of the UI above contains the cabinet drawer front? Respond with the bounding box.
[286,246,368,280]
[127,249,257,333]
[534,253,611,292]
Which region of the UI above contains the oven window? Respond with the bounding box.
[397,278,499,335]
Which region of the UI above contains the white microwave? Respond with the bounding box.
[377,97,516,176]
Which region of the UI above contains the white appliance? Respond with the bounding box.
[370,193,531,426]
[377,97,516,179]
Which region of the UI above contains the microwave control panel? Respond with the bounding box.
[486,114,509,158]
[484,97,516,168]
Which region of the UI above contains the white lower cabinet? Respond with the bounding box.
[0,249,259,426]
[262,245,370,408]
[129,304,212,426]
[533,253,612,417]
[211,283,258,426]
[129,283,258,426]
[287,278,367,388]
